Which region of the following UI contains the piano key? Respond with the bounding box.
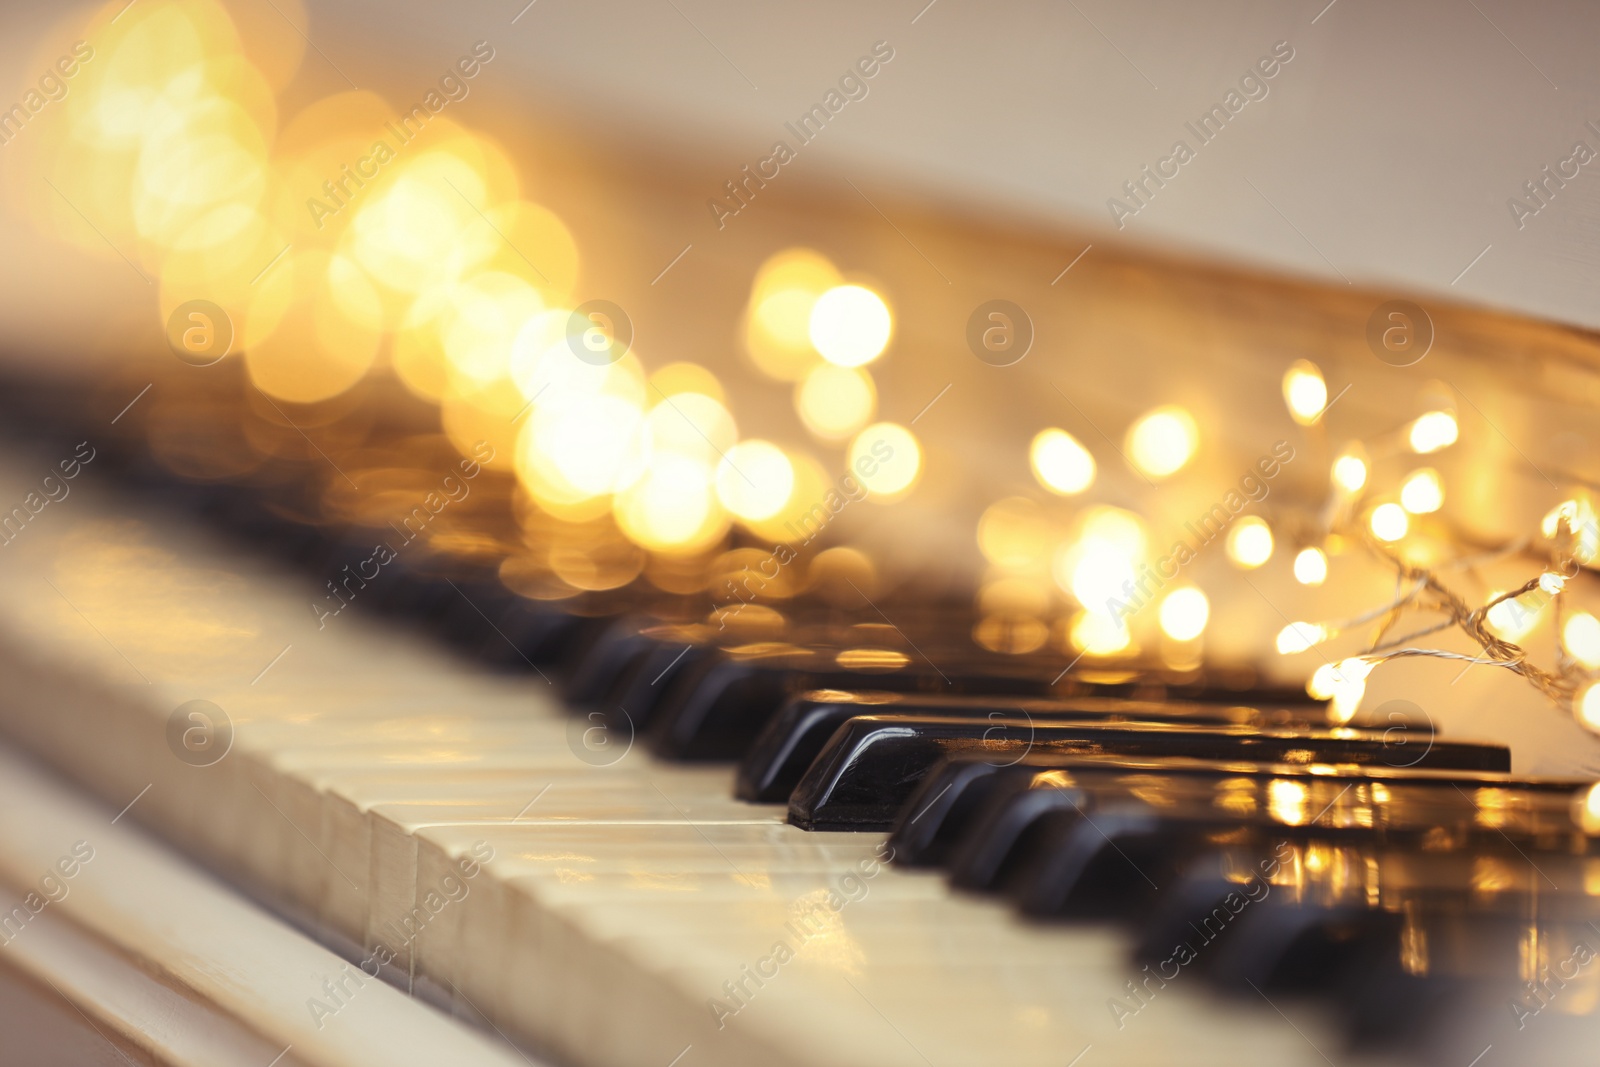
[738,689,1329,804]
[0,448,1495,1063]
[1007,770,1588,919]
[648,640,1318,761]
[946,759,1581,897]
[0,740,534,1067]
[1134,857,1600,1052]
[788,714,1513,831]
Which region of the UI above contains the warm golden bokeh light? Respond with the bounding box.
[1565,612,1600,670]
[1369,502,1409,542]
[614,453,728,554]
[848,423,920,498]
[440,271,544,385]
[796,364,876,440]
[1029,428,1095,495]
[1282,359,1327,425]
[1293,546,1328,586]
[1542,496,1600,565]
[1126,405,1197,479]
[808,284,892,367]
[1485,589,1541,641]
[1275,621,1325,655]
[1400,468,1443,514]
[742,451,831,544]
[743,247,841,381]
[1070,609,1132,657]
[644,392,738,468]
[1225,516,1273,568]
[716,440,794,521]
[1331,448,1368,493]
[1158,586,1209,641]
[432,375,518,473]
[977,497,1054,570]
[1054,506,1145,610]
[1326,657,1372,724]
[1578,682,1600,734]
[244,250,381,403]
[1408,410,1459,453]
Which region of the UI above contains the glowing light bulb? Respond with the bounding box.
[1332,449,1368,493]
[808,284,892,367]
[1408,411,1458,454]
[1565,612,1600,670]
[716,440,794,521]
[1307,662,1340,701]
[1485,589,1540,641]
[1400,468,1443,514]
[1578,682,1600,733]
[1276,622,1325,655]
[1293,547,1328,586]
[1327,657,1372,723]
[1370,503,1408,542]
[1225,516,1273,568]
[1539,571,1567,596]
[848,422,920,498]
[1336,656,1375,683]
[1126,406,1198,479]
[1030,428,1095,495]
[1158,587,1209,641]
[1282,360,1328,425]
[1542,502,1568,538]
[1542,496,1600,564]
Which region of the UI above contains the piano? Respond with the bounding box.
[2,1,1600,1064]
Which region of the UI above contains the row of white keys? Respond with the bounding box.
[0,461,1406,1065]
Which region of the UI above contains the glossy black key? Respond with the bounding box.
[1134,849,1600,1050]
[788,716,1511,831]
[650,639,1318,762]
[570,616,902,726]
[1010,768,1577,919]
[563,616,689,706]
[738,689,1328,803]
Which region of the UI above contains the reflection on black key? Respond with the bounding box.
[562,617,712,710]
[1007,768,1580,918]
[788,716,1511,831]
[736,690,1327,803]
[651,639,1327,762]
[649,646,1055,761]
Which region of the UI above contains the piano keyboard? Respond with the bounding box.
[0,427,1595,1067]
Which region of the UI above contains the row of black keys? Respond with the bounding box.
[479,607,1600,1062]
[547,612,1593,1060]
[83,456,1600,1062]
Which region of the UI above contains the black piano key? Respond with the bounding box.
[562,616,672,706]
[886,753,1021,867]
[787,716,1511,831]
[599,615,923,738]
[649,638,1326,763]
[1171,872,1400,991]
[607,639,718,727]
[1140,863,1600,1053]
[1007,768,1582,919]
[739,690,1328,804]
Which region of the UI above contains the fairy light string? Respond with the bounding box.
[1274,357,1600,729]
